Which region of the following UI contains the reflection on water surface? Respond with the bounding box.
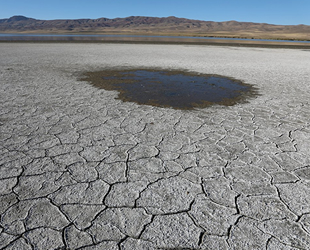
[1,33,310,44]
[82,69,258,110]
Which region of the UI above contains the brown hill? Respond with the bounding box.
[1,15,310,40]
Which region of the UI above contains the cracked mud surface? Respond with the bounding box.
[1,43,310,249]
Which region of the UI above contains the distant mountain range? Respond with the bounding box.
[1,15,310,40]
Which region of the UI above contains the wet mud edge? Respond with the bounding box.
[80,68,260,110]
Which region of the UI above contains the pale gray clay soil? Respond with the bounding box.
[1,43,310,249]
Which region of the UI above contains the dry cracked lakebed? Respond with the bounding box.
[1,43,310,249]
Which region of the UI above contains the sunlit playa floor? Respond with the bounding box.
[1,43,310,249]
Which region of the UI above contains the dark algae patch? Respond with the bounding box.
[82,69,258,110]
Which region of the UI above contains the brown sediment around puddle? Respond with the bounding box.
[81,69,259,110]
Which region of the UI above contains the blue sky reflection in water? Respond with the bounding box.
[0,34,310,43]
[84,70,258,110]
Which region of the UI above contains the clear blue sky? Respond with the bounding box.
[1,0,309,25]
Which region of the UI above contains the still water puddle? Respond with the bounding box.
[82,69,258,110]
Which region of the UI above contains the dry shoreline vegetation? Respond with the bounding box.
[1,35,310,49]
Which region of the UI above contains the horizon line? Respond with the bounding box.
[1,15,308,26]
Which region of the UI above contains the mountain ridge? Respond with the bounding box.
[1,15,310,40]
